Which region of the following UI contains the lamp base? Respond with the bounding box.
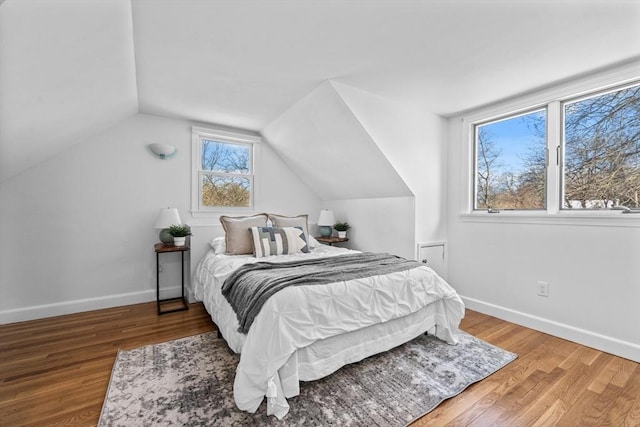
[319,226,332,237]
[159,229,174,244]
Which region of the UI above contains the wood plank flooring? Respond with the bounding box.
[1,302,638,426]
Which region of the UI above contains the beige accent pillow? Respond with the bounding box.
[268,213,309,244]
[220,213,268,255]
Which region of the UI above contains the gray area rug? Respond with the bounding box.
[99,331,516,426]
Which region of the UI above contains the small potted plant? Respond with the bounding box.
[168,224,192,246]
[333,222,351,238]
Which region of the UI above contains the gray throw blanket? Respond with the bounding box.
[222,252,422,334]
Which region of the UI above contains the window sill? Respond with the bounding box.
[459,211,640,228]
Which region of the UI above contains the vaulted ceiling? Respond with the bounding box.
[1,0,639,183]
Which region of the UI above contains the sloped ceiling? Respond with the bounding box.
[130,0,640,128]
[263,81,412,201]
[0,0,138,182]
[1,0,639,184]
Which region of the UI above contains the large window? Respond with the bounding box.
[192,127,259,212]
[472,80,639,214]
[474,109,547,210]
[562,84,640,209]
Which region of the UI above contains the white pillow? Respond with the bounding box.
[209,237,226,254]
[307,235,320,248]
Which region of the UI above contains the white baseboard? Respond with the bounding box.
[0,286,187,324]
[461,295,640,363]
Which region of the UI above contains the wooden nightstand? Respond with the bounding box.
[154,243,189,315]
[315,236,349,246]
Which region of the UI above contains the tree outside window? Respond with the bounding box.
[473,81,639,212]
[563,84,640,209]
[200,140,252,208]
[191,127,258,212]
[474,109,547,210]
[200,139,252,208]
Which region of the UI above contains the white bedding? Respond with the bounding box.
[193,245,465,419]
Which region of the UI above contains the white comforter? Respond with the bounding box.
[193,245,465,419]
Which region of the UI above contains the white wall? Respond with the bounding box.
[261,80,423,258]
[446,63,640,362]
[322,197,416,260]
[0,113,319,323]
[262,80,449,259]
[333,82,449,248]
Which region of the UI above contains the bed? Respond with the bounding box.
[192,213,465,419]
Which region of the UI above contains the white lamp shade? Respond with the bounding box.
[317,209,335,226]
[148,143,177,159]
[154,207,182,229]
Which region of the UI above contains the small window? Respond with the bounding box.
[474,109,547,210]
[562,83,640,210]
[192,127,259,212]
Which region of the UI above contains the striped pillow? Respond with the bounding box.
[250,226,309,258]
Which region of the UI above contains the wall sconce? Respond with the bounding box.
[147,143,177,160]
[317,209,335,237]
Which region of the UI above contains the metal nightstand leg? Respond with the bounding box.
[156,248,189,315]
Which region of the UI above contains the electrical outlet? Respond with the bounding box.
[537,281,549,297]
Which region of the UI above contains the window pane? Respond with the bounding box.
[201,139,250,173]
[563,84,640,209]
[201,174,251,208]
[475,109,547,210]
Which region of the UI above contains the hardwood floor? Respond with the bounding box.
[0,303,215,427]
[1,303,638,426]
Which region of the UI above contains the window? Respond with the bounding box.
[474,109,547,210]
[562,84,640,209]
[191,127,260,212]
[470,80,640,215]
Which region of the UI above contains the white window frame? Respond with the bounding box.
[459,63,640,228]
[191,126,261,217]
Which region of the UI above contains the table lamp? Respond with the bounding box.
[317,209,335,237]
[154,207,182,244]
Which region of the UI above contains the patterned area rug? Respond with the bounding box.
[99,331,516,426]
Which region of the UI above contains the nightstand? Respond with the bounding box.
[154,243,189,315]
[316,236,349,246]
